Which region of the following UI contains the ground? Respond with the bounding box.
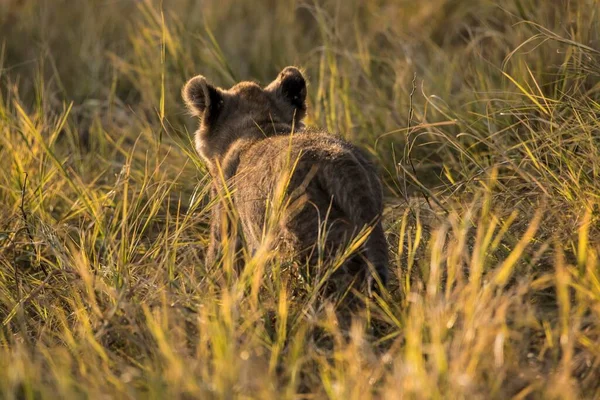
[0,0,599,398]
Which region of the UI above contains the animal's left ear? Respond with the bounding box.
[267,66,307,110]
[182,75,222,118]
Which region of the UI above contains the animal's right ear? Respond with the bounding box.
[182,75,222,117]
[267,67,307,111]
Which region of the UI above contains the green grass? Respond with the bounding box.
[1,0,600,398]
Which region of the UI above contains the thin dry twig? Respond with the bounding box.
[404,72,433,209]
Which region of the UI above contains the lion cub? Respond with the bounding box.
[183,67,388,294]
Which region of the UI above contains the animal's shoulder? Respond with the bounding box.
[232,130,377,178]
[259,131,358,157]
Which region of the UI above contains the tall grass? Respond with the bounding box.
[1,0,599,398]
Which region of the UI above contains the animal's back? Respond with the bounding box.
[231,132,388,289]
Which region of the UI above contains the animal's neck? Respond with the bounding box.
[251,120,305,136]
[208,121,306,174]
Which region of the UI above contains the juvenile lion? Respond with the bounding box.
[183,67,388,295]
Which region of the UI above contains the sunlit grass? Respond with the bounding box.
[1,0,600,398]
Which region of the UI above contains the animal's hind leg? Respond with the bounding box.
[365,222,389,296]
[205,202,245,274]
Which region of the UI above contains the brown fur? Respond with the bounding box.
[183,67,388,294]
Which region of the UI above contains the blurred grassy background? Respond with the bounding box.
[1,0,600,398]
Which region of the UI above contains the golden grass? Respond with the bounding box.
[1,0,600,398]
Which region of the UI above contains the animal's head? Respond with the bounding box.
[182,66,307,168]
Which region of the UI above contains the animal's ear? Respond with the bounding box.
[267,66,307,110]
[182,75,222,117]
